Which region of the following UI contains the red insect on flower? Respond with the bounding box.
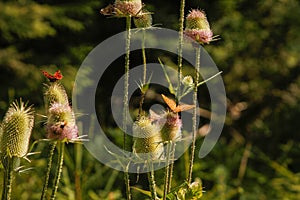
[42,70,63,82]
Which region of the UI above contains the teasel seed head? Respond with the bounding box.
[184,9,215,44]
[132,115,163,159]
[46,103,78,141]
[186,9,210,30]
[114,0,143,17]
[157,111,182,142]
[44,82,69,107]
[133,10,152,28]
[0,100,34,159]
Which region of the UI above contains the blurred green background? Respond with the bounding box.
[1,0,300,199]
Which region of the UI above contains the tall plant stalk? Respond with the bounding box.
[41,141,57,200]
[188,46,201,184]
[123,15,132,200]
[142,29,147,85]
[166,0,186,193]
[147,160,158,200]
[1,157,14,200]
[50,142,65,200]
[163,143,171,200]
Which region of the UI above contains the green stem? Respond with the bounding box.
[50,142,65,200]
[142,29,147,85]
[1,157,14,200]
[41,141,57,200]
[187,46,201,184]
[163,142,171,200]
[177,0,185,99]
[147,160,157,200]
[167,142,175,193]
[138,29,147,115]
[123,15,132,200]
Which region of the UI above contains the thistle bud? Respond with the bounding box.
[0,100,34,158]
[114,0,142,17]
[184,9,214,44]
[157,112,182,142]
[46,103,78,141]
[182,75,194,87]
[134,11,152,28]
[44,82,69,107]
[132,116,163,159]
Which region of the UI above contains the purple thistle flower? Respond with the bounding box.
[46,103,78,142]
[184,9,217,45]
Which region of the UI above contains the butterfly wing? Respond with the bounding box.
[161,94,177,112]
[53,70,63,81]
[174,104,195,112]
[42,70,63,82]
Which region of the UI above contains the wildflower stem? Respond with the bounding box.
[147,160,157,200]
[123,15,132,200]
[167,143,175,193]
[177,0,185,99]
[142,29,147,85]
[163,142,171,200]
[1,157,14,200]
[41,141,57,200]
[188,46,201,184]
[50,142,64,200]
[138,29,147,115]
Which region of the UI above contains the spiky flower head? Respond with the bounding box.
[156,111,182,142]
[114,0,142,17]
[46,103,78,142]
[44,82,69,108]
[0,100,34,158]
[184,9,215,44]
[132,115,163,159]
[133,11,152,28]
[186,9,210,30]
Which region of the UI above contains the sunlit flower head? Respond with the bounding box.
[132,115,163,159]
[0,100,34,158]
[184,9,217,45]
[46,103,78,141]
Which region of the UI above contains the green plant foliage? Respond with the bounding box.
[0,0,300,199]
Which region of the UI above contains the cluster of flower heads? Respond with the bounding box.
[101,0,152,28]
[43,70,78,142]
[184,9,217,45]
[132,94,194,160]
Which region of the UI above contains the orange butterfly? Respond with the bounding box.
[42,70,63,82]
[161,94,195,113]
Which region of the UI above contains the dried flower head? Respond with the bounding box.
[46,103,78,141]
[132,115,163,159]
[114,0,142,17]
[0,100,34,158]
